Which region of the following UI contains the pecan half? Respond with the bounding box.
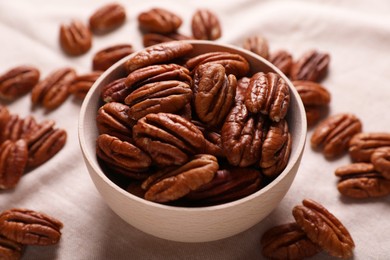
[142,32,192,47]
[89,3,126,34]
[311,113,362,159]
[260,119,292,178]
[125,41,193,73]
[292,80,330,106]
[185,51,250,78]
[191,9,221,40]
[92,44,134,71]
[96,134,152,179]
[31,67,76,110]
[221,102,267,167]
[59,19,92,56]
[0,235,24,260]
[336,163,390,198]
[193,63,237,127]
[348,132,390,162]
[192,120,224,158]
[138,8,182,34]
[0,65,40,101]
[292,199,355,259]
[133,113,206,166]
[185,167,262,205]
[371,147,390,179]
[96,102,135,142]
[242,35,269,59]
[125,80,193,121]
[24,120,67,169]
[245,72,290,122]
[0,115,39,144]
[142,154,218,203]
[260,222,321,260]
[69,71,102,100]
[100,77,128,103]
[290,50,330,82]
[0,140,28,189]
[0,208,63,246]
[269,50,293,77]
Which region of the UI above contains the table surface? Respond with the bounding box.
[1,0,390,259]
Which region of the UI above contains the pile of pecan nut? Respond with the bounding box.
[95,40,293,205]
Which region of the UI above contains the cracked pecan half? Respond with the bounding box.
[371,147,390,179]
[142,154,218,203]
[0,234,24,260]
[191,9,221,40]
[0,140,28,190]
[311,113,362,159]
[293,199,355,259]
[138,8,182,34]
[133,113,206,167]
[92,44,133,71]
[348,132,390,162]
[260,222,321,260]
[193,63,236,127]
[245,72,290,122]
[269,50,293,77]
[69,71,102,100]
[290,50,330,82]
[260,119,292,178]
[89,3,126,34]
[0,65,40,101]
[125,80,193,121]
[0,208,63,246]
[242,35,269,59]
[335,163,390,198]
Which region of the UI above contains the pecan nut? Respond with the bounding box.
[142,154,218,203]
[89,3,126,34]
[260,222,321,260]
[268,50,293,77]
[311,113,362,159]
[132,113,206,166]
[92,44,134,71]
[292,80,331,106]
[336,163,390,198]
[348,132,390,162]
[0,105,10,135]
[191,9,221,40]
[193,63,237,127]
[292,199,355,259]
[100,77,128,103]
[0,208,63,246]
[0,235,24,260]
[192,120,224,158]
[0,140,28,189]
[59,20,92,56]
[245,72,290,122]
[290,50,330,82]
[138,8,182,34]
[69,71,102,100]
[304,105,324,127]
[242,35,269,59]
[31,67,76,110]
[125,80,193,121]
[142,32,192,47]
[0,65,40,101]
[371,147,390,179]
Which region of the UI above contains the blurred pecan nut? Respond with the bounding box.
[221,102,267,167]
[186,167,262,205]
[0,65,40,100]
[59,20,92,56]
[96,134,152,179]
[245,72,290,122]
[89,3,126,34]
[133,113,206,167]
[348,132,390,162]
[0,105,10,135]
[290,50,330,82]
[193,63,237,127]
[125,41,193,73]
[25,120,67,169]
[292,199,355,259]
[69,71,102,99]
[269,50,293,77]
[125,80,193,121]
[260,119,292,178]
[185,51,250,78]
[335,163,390,198]
[0,235,24,260]
[260,222,321,260]
[92,44,134,71]
[0,115,39,144]
[304,106,323,127]
[0,140,28,189]
[311,113,362,159]
[138,8,182,34]
[191,9,221,40]
[242,35,269,59]
[96,102,135,142]
[31,67,76,110]
[142,154,218,203]
[371,147,390,179]
[0,208,63,246]
[292,80,330,106]
[142,32,192,47]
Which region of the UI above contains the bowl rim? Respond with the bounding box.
[78,40,307,212]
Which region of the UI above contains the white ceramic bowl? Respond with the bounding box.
[78,40,307,243]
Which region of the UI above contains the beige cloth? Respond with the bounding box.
[1,0,390,259]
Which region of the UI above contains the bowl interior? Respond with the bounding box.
[78,40,307,242]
